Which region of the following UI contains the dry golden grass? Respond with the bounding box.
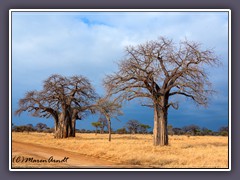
[12,132,228,168]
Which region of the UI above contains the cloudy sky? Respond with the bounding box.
[11,10,229,131]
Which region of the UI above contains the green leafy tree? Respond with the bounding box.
[139,124,151,134]
[219,126,228,136]
[91,122,102,134]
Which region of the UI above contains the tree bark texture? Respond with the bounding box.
[153,103,168,146]
[54,112,71,139]
[69,118,76,137]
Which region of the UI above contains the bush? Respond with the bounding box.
[220,131,228,136]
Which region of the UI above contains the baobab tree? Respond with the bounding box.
[15,74,97,138]
[104,37,219,146]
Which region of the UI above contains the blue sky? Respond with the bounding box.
[11,11,229,131]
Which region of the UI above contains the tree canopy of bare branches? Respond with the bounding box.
[15,74,97,138]
[126,120,140,134]
[104,36,219,146]
[94,97,123,141]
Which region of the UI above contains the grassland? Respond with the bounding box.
[12,132,228,168]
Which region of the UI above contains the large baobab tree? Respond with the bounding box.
[104,37,219,146]
[15,74,97,138]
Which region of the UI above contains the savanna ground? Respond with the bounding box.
[11,132,228,169]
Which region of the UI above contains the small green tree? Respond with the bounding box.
[91,122,102,134]
[201,127,213,136]
[139,124,151,134]
[219,126,228,136]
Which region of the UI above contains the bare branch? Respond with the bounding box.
[104,36,219,110]
[15,74,97,122]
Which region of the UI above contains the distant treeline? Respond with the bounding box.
[12,123,54,133]
[12,121,228,136]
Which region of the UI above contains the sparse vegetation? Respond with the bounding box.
[12,123,228,137]
[12,132,228,168]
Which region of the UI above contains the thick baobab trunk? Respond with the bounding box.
[69,109,78,137]
[72,118,76,137]
[69,118,76,137]
[159,108,168,146]
[54,114,64,138]
[54,112,70,139]
[153,107,160,146]
[153,104,168,146]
